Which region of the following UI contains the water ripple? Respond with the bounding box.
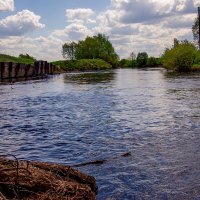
[0,69,200,199]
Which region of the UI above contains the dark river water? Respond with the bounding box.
[0,68,200,199]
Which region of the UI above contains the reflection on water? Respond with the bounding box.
[0,76,48,85]
[0,68,200,199]
[64,71,114,84]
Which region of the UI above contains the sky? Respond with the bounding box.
[0,0,200,61]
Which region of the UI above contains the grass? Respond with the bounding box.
[0,156,97,200]
[0,54,35,64]
[192,64,200,72]
[52,59,112,71]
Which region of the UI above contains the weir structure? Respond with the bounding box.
[0,61,57,83]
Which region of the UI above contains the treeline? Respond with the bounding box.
[59,34,162,71]
[58,12,200,73]
[119,52,161,68]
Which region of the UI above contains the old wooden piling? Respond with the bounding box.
[0,61,57,83]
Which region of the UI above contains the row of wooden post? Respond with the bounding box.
[0,61,56,82]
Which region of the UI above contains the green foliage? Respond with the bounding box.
[136,52,148,67]
[191,64,200,71]
[119,59,137,68]
[162,42,197,72]
[62,42,77,60]
[62,34,119,67]
[0,54,35,64]
[52,59,112,71]
[18,53,36,61]
[147,57,157,67]
[194,50,200,64]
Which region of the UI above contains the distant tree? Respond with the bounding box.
[136,52,148,67]
[162,42,197,72]
[147,57,157,67]
[192,16,199,46]
[119,59,127,68]
[19,53,36,61]
[173,38,180,47]
[129,52,136,61]
[62,42,77,60]
[75,34,119,66]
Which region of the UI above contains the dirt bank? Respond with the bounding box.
[0,156,97,200]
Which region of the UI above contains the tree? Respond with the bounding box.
[173,38,180,47]
[130,52,136,61]
[75,34,119,66]
[147,57,157,67]
[162,42,197,72]
[62,42,77,60]
[192,17,199,46]
[136,52,148,67]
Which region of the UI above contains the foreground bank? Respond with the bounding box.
[0,156,97,200]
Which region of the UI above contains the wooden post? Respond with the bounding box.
[34,61,39,76]
[198,7,200,50]
[0,62,4,80]
[8,62,13,82]
[15,63,19,78]
[50,63,53,75]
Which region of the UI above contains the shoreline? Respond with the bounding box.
[0,156,98,200]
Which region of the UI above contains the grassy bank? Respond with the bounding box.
[191,64,200,72]
[52,59,112,72]
[0,156,97,200]
[0,54,35,64]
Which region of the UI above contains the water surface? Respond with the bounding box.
[0,69,200,199]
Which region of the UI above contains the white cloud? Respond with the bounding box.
[0,36,63,61]
[0,0,14,11]
[53,23,92,41]
[0,0,198,61]
[0,10,45,36]
[66,8,96,24]
[106,0,197,25]
[93,0,197,58]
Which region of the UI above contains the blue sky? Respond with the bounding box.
[0,0,199,61]
[14,0,109,30]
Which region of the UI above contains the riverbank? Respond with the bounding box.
[191,64,200,72]
[52,59,113,72]
[0,156,97,200]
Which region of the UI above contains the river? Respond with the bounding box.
[0,68,200,199]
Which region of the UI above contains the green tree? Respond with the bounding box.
[162,41,197,72]
[62,42,77,60]
[147,57,157,67]
[75,34,119,66]
[136,52,148,67]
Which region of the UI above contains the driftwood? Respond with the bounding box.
[0,156,97,200]
[73,152,132,167]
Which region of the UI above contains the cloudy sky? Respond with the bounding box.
[0,0,199,61]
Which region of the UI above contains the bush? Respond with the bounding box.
[194,51,200,65]
[162,43,197,72]
[136,52,148,67]
[147,57,157,67]
[119,59,137,68]
[52,59,112,71]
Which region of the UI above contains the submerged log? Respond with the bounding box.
[0,156,97,200]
